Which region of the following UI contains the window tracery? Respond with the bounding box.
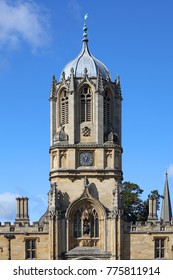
[73,206,99,238]
[60,89,69,125]
[74,210,82,238]
[80,86,92,122]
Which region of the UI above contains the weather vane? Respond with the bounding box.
[84,13,88,21]
[83,14,88,40]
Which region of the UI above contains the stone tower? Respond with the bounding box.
[48,16,123,259]
[1,16,173,261]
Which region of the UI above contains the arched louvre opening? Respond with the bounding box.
[104,90,111,130]
[60,89,69,125]
[80,86,92,123]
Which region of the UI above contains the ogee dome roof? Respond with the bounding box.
[60,16,110,80]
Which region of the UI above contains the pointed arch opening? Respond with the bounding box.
[66,194,106,250]
[60,89,69,125]
[73,206,99,239]
[80,86,92,123]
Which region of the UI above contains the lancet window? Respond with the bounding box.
[60,89,69,125]
[80,86,92,122]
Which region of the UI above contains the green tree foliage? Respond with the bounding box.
[122,182,162,223]
[122,182,148,222]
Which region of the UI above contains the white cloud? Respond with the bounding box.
[0,192,18,221]
[68,0,82,21]
[0,192,47,222]
[28,194,47,222]
[0,0,51,52]
[167,164,173,177]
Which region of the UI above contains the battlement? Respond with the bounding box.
[130,219,173,233]
[0,220,49,234]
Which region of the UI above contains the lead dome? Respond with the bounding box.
[60,18,110,80]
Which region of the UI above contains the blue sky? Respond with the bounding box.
[0,0,173,222]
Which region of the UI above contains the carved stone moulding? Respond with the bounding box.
[75,238,99,247]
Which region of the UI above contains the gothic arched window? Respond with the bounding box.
[74,210,82,238]
[104,90,111,130]
[80,86,92,123]
[60,89,69,125]
[73,207,99,238]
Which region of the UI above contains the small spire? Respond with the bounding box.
[50,75,57,98]
[160,172,172,222]
[116,74,120,85]
[83,13,88,41]
[69,68,74,94]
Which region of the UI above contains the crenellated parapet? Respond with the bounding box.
[130,219,173,233]
[0,220,49,234]
[0,196,49,234]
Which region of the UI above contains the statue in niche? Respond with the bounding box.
[83,218,90,235]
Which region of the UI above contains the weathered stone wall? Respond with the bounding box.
[0,232,49,260]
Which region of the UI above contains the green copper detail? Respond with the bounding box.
[83,13,88,40]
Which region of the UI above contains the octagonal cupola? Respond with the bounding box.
[60,15,110,80]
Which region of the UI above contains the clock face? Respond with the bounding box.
[79,152,93,166]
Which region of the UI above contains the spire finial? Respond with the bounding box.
[83,14,88,41]
[84,175,89,188]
